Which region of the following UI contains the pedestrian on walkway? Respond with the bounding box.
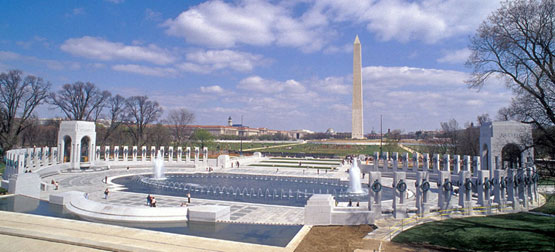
[104,188,109,199]
[147,194,151,206]
[187,192,191,203]
[151,197,156,207]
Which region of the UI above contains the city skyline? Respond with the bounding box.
[0,0,510,133]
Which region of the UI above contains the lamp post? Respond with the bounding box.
[240,115,244,157]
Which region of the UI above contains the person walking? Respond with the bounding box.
[147,194,151,206]
[104,188,109,199]
[187,192,191,203]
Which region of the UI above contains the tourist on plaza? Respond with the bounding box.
[104,188,109,199]
[187,192,191,203]
[151,197,156,207]
[104,176,108,183]
[356,201,360,207]
[147,194,151,206]
[348,199,352,207]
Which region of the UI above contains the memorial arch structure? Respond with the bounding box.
[479,121,533,172]
[57,121,96,169]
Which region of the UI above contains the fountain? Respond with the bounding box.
[152,150,166,180]
[347,158,364,194]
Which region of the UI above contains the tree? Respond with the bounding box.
[49,81,111,121]
[190,129,213,149]
[467,0,554,154]
[124,96,163,146]
[165,108,195,145]
[98,94,126,145]
[0,70,50,151]
[476,113,491,126]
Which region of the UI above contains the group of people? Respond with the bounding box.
[230,161,240,168]
[146,194,157,207]
[50,179,59,190]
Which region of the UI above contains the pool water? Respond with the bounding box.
[112,173,394,207]
[0,195,302,247]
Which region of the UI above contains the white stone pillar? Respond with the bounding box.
[373,152,379,171]
[51,147,58,165]
[438,171,453,212]
[177,147,183,162]
[443,154,450,173]
[412,152,419,172]
[186,147,191,163]
[194,147,200,164]
[432,154,440,173]
[459,170,473,215]
[150,146,156,161]
[517,168,528,209]
[123,146,128,162]
[382,152,389,170]
[453,155,460,174]
[141,146,147,161]
[392,152,399,171]
[95,146,101,162]
[463,155,471,171]
[416,171,431,215]
[494,169,506,207]
[168,147,174,162]
[477,170,492,210]
[104,146,110,161]
[506,168,517,210]
[368,171,382,218]
[114,146,120,161]
[473,156,480,177]
[203,147,208,167]
[132,146,138,161]
[422,153,429,172]
[403,153,409,171]
[393,172,407,219]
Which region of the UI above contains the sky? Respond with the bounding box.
[0,0,513,133]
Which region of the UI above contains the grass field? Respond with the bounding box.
[261,143,408,156]
[392,195,555,251]
[0,162,4,175]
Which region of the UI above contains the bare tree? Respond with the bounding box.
[165,108,195,145]
[0,70,50,151]
[441,119,460,154]
[124,96,163,146]
[467,0,554,152]
[98,94,126,145]
[49,81,111,121]
[476,113,491,126]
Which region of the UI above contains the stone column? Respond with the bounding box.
[478,170,492,213]
[393,172,407,219]
[453,155,460,174]
[382,152,389,170]
[168,147,174,162]
[368,171,382,218]
[373,152,379,171]
[517,168,528,209]
[438,171,453,213]
[203,147,208,167]
[114,146,120,161]
[141,146,147,161]
[51,147,58,165]
[186,147,191,163]
[400,153,407,171]
[473,156,480,177]
[150,146,156,161]
[194,147,200,164]
[17,154,26,175]
[416,171,431,215]
[443,154,450,173]
[459,170,473,215]
[104,146,110,161]
[123,146,128,162]
[506,168,517,210]
[463,156,471,171]
[159,146,165,158]
[422,153,429,172]
[494,169,506,207]
[177,147,183,162]
[412,152,419,172]
[132,146,138,161]
[95,146,101,162]
[432,154,440,173]
[33,147,39,169]
[392,152,399,171]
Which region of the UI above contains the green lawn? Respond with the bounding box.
[0,162,5,175]
[393,196,555,251]
[532,193,555,215]
[262,143,408,156]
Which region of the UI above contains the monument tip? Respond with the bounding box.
[354,35,360,44]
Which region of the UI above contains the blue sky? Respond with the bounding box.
[0,0,512,133]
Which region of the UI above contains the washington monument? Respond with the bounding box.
[352,35,364,139]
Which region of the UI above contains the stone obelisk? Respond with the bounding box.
[352,35,364,139]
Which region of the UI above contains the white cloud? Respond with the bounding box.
[200,85,225,94]
[362,66,468,88]
[61,36,177,65]
[437,48,471,64]
[237,76,306,93]
[145,8,162,21]
[112,64,177,77]
[179,49,265,73]
[0,51,79,71]
[163,0,326,52]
